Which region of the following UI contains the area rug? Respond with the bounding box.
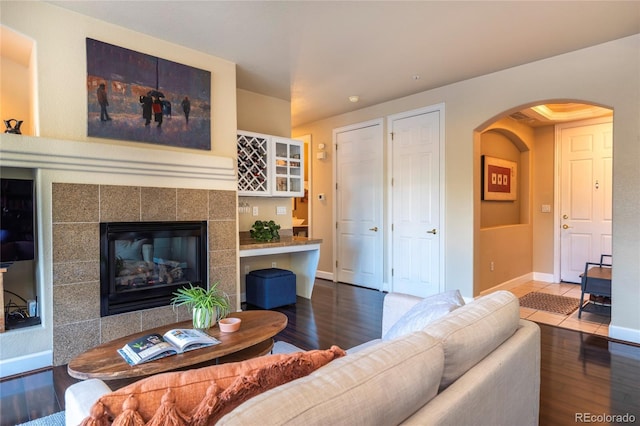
[16,411,65,426]
[519,291,581,315]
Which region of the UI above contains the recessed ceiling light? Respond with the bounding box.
[349,95,359,103]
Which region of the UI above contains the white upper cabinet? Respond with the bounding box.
[237,131,304,197]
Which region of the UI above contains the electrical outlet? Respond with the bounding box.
[490,261,495,272]
[276,206,287,215]
[252,206,259,216]
[272,262,277,268]
[244,265,251,274]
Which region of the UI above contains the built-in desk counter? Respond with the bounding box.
[239,233,322,298]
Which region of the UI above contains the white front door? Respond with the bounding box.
[389,106,443,297]
[559,119,613,283]
[334,120,384,289]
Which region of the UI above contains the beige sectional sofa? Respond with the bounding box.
[66,290,540,425]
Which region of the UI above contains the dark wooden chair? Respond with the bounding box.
[578,254,612,318]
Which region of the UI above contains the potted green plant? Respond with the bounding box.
[170,281,231,329]
[250,220,281,242]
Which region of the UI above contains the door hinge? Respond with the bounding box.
[391,223,394,232]
[336,260,339,268]
[336,182,338,190]
[391,178,394,186]
[336,222,338,229]
[391,268,394,277]
[390,132,394,141]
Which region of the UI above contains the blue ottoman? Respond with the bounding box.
[246,268,296,309]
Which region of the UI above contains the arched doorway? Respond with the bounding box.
[475,101,613,295]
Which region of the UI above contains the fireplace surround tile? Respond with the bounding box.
[52,223,100,263]
[208,220,236,251]
[141,305,179,331]
[100,311,141,343]
[51,184,239,366]
[52,183,99,223]
[53,282,100,326]
[209,190,236,220]
[210,249,236,268]
[177,188,209,221]
[53,261,99,286]
[141,187,178,221]
[54,319,101,366]
[100,185,142,222]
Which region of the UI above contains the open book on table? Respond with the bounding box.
[117,329,221,366]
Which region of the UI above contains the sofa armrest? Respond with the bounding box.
[381,292,423,336]
[65,378,112,426]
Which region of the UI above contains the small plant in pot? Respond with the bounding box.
[170,281,230,330]
[250,220,281,242]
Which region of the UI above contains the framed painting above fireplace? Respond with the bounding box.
[86,38,212,151]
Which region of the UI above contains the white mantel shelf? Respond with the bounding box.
[0,134,236,190]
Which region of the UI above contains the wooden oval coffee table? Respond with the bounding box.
[67,310,287,380]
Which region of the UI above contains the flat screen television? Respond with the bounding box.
[0,178,35,263]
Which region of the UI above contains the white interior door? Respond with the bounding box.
[335,121,384,289]
[559,119,613,283]
[389,107,442,297]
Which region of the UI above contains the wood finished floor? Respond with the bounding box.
[1,279,639,425]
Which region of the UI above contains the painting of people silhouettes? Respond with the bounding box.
[86,38,211,150]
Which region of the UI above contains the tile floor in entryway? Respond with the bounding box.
[498,280,611,337]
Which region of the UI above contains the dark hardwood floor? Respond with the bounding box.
[1,279,639,425]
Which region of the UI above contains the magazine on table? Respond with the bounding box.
[117,329,220,366]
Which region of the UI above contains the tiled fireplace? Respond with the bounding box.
[52,183,237,365]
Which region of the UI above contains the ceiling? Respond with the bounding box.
[46,1,640,127]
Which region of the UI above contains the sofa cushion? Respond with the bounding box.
[81,346,345,424]
[383,290,465,341]
[422,290,520,390]
[217,331,444,426]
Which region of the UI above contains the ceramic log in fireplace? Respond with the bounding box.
[100,221,207,316]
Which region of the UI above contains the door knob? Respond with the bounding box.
[562,224,571,229]
[369,227,378,232]
[563,214,569,219]
[427,228,437,235]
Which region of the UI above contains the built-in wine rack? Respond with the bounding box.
[237,133,269,194]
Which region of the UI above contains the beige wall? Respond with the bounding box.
[294,34,640,343]
[237,88,291,136]
[237,89,294,232]
[477,117,535,293]
[532,125,556,276]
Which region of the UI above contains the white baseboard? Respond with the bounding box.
[609,325,640,346]
[0,350,52,379]
[532,272,555,283]
[315,270,333,281]
[479,273,534,295]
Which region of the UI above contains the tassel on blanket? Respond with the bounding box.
[189,382,221,426]
[145,388,190,426]
[79,401,111,426]
[111,395,145,426]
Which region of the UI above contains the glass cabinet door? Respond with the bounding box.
[273,138,304,197]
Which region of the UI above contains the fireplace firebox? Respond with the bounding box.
[100,221,207,316]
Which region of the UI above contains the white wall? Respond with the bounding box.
[294,35,640,343]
